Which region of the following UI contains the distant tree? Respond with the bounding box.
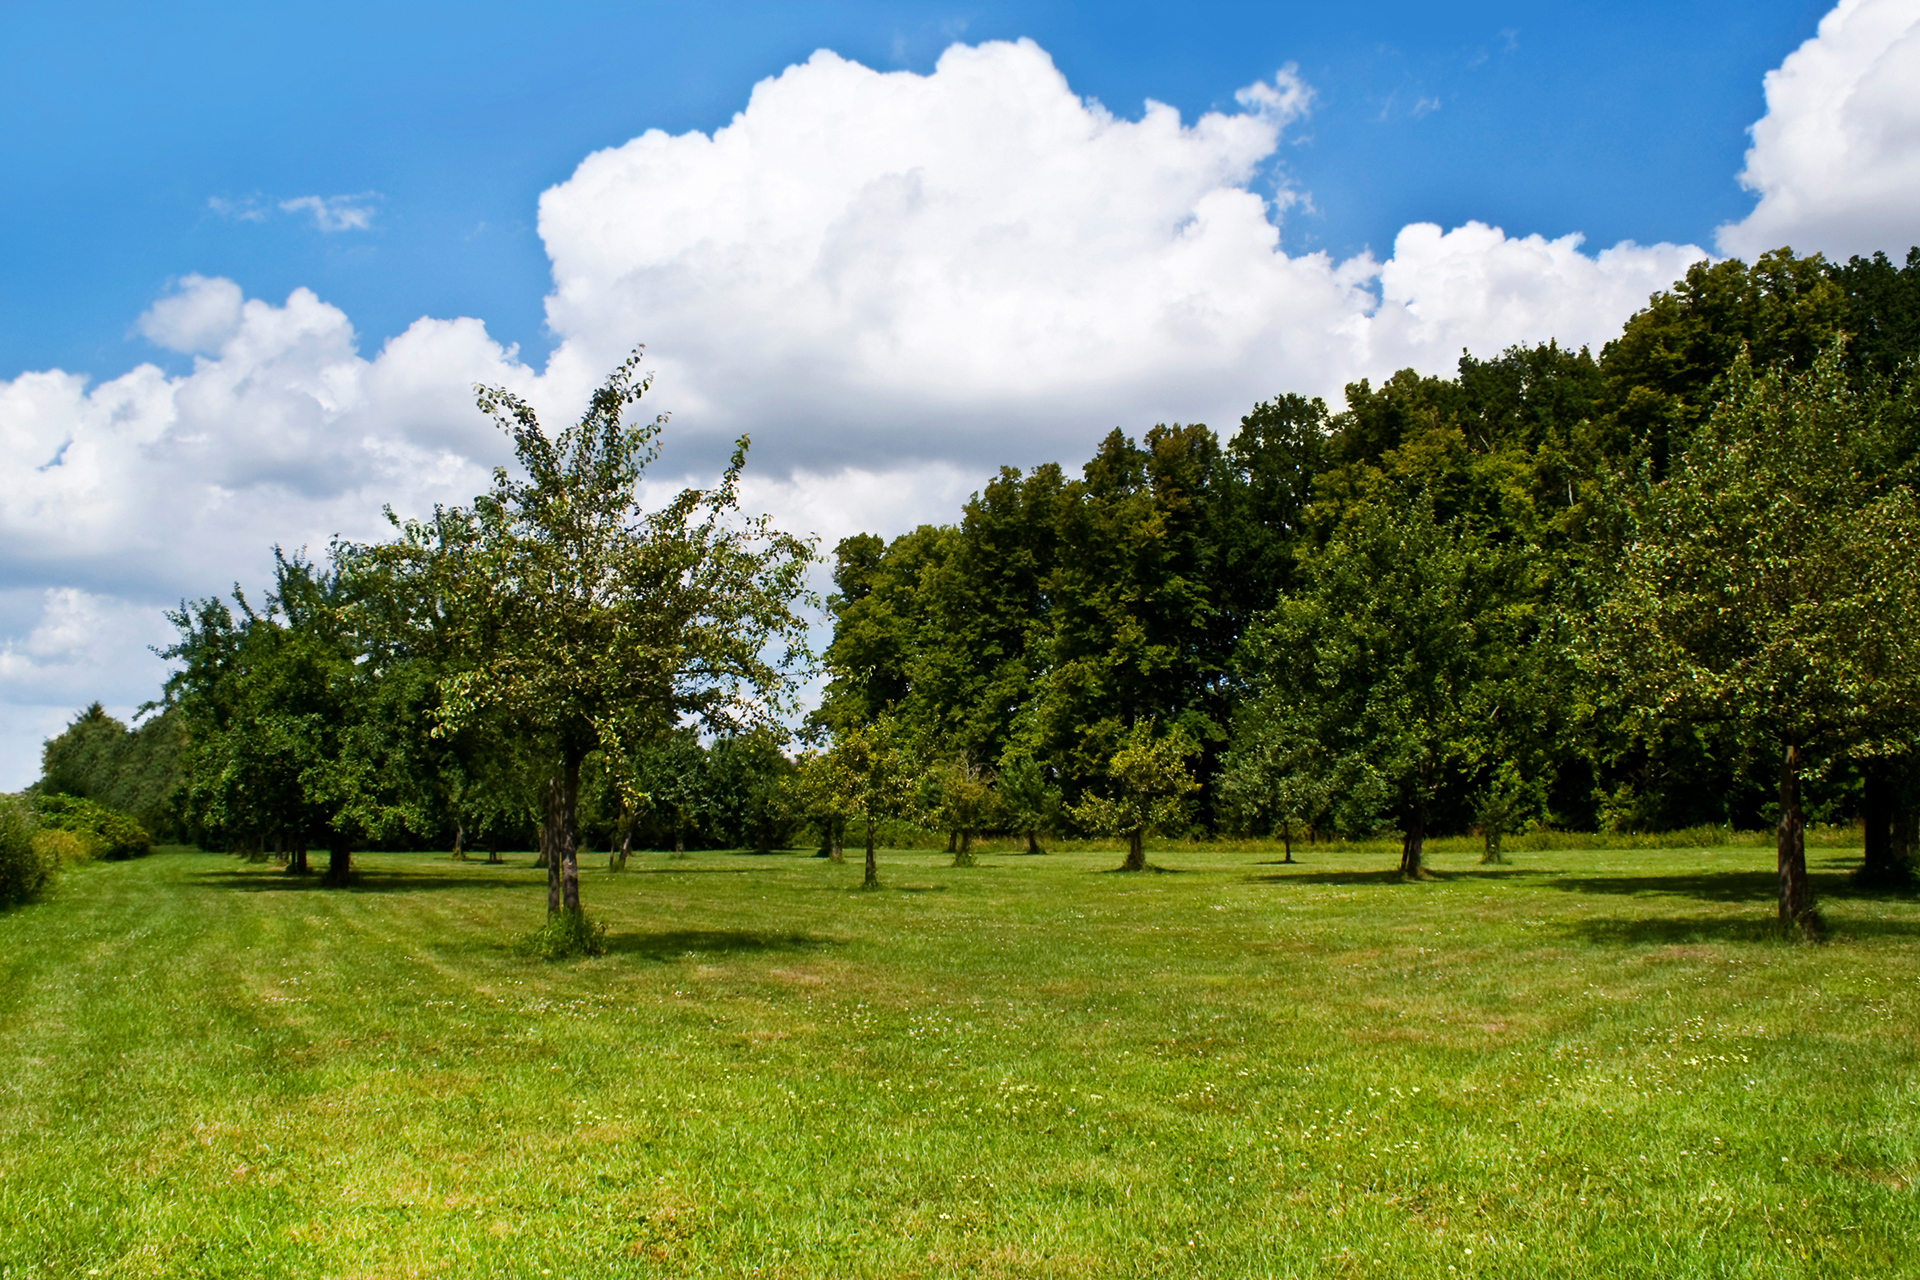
[996,749,1063,854]
[1240,494,1539,877]
[821,714,919,890]
[1068,719,1199,872]
[1217,702,1331,863]
[926,751,996,866]
[1586,344,1920,928]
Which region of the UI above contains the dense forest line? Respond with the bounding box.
[18,245,1920,930]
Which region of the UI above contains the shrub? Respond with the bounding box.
[32,828,98,866]
[30,794,152,860]
[515,909,608,960]
[0,796,54,907]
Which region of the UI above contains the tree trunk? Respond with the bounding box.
[863,818,879,889]
[1897,807,1918,870]
[947,830,958,855]
[1025,828,1042,855]
[1280,821,1294,864]
[831,817,844,863]
[542,777,560,912]
[486,834,501,864]
[1399,805,1426,878]
[322,831,351,887]
[558,753,581,915]
[452,822,466,862]
[1777,742,1815,928]
[286,836,309,876]
[1119,828,1146,872]
[618,824,632,871]
[1860,762,1903,886]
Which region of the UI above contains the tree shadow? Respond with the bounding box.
[1543,867,1917,905]
[195,868,536,894]
[1565,914,1920,945]
[1245,869,1430,886]
[603,929,839,961]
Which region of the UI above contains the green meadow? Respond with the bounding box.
[1,842,1915,1278]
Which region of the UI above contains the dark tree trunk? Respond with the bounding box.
[1280,821,1294,864]
[486,834,501,864]
[863,818,879,889]
[558,753,581,915]
[1778,742,1815,927]
[1025,828,1042,854]
[1897,807,1918,870]
[946,830,958,855]
[285,837,309,876]
[322,831,352,887]
[1119,828,1146,872]
[541,777,560,911]
[831,818,843,863]
[618,823,632,870]
[452,822,466,862]
[1399,804,1426,878]
[1859,762,1905,886]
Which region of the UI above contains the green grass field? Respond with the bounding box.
[1,841,1915,1278]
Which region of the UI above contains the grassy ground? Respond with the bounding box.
[0,841,1915,1279]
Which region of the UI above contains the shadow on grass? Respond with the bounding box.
[1565,914,1920,945]
[1545,867,1914,905]
[604,929,839,961]
[195,868,536,894]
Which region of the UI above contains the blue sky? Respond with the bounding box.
[2,1,1831,381]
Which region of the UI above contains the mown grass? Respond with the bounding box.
[1,840,1915,1278]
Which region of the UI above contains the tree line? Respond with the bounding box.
[25,246,1920,936]
[808,247,1920,928]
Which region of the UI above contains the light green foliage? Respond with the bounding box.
[1068,719,1200,870]
[815,714,919,888]
[31,827,95,867]
[0,797,51,907]
[924,752,997,865]
[514,907,608,960]
[2,843,1916,1275]
[30,793,152,860]
[387,351,814,915]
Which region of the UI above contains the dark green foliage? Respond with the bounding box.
[30,793,153,860]
[0,797,52,906]
[38,703,184,838]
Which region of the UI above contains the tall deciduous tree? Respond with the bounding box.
[423,351,814,929]
[1587,344,1920,928]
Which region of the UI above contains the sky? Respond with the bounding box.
[3,0,1918,787]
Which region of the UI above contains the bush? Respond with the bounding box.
[515,909,608,960]
[30,794,152,860]
[32,828,98,866]
[0,797,54,907]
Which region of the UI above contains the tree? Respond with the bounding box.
[820,714,919,890]
[1239,494,1539,877]
[408,351,813,936]
[1068,719,1199,871]
[996,749,1063,854]
[1217,701,1331,863]
[926,751,996,866]
[1586,344,1920,928]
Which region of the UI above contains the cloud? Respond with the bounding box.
[279,193,381,232]
[529,39,1697,478]
[1718,0,1920,260]
[206,193,381,232]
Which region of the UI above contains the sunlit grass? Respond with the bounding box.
[1,840,1915,1277]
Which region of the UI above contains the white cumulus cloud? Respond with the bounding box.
[1718,0,1920,260]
